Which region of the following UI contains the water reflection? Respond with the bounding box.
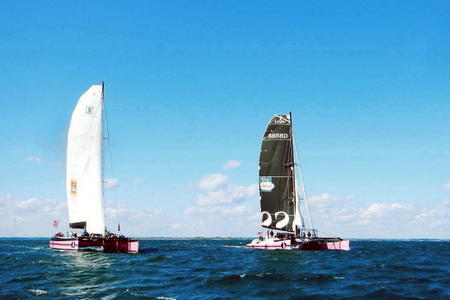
[55,251,114,297]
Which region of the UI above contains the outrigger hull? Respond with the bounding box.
[50,237,139,254]
[246,237,350,251]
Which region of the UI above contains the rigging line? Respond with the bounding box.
[292,127,314,230]
[102,86,121,233]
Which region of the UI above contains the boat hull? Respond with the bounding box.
[246,237,350,251]
[50,237,139,254]
[49,238,79,250]
[103,237,139,254]
[246,237,292,249]
[292,239,350,251]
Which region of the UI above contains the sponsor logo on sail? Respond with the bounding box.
[259,176,275,192]
[271,115,290,124]
[267,133,289,139]
[85,105,94,114]
[70,179,77,195]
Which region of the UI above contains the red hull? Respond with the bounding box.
[292,239,350,251]
[102,237,139,254]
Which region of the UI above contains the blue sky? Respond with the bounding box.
[1,1,449,238]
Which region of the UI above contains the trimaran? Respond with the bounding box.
[50,83,138,253]
[246,113,350,250]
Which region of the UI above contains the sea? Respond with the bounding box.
[0,238,449,299]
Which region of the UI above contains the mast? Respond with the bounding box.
[101,81,106,235]
[290,112,305,236]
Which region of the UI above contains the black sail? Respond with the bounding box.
[259,114,295,232]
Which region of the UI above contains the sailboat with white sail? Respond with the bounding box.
[49,82,138,253]
[246,113,349,250]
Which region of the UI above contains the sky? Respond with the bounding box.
[1,1,449,238]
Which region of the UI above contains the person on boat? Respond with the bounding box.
[270,230,274,238]
[290,234,295,243]
[307,231,311,238]
[301,231,306,239]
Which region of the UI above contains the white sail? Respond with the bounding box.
[66,85,105,235]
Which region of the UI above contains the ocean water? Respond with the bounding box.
[0,239,449,299]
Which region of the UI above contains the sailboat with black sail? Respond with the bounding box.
[49,82,138,253]
[246,113,349,250]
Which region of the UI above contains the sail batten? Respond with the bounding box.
[66,85,105,235]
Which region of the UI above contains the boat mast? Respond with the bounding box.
[101,81,106,235]
[290,112,305,236]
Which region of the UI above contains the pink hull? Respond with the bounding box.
[49,239,79,250]
[247,238,350,251]
[50,237,139,253]
[326,239,350,251]
[125,240,139,253]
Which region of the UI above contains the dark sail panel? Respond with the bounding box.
[259,114,295,232]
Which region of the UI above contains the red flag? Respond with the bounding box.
[52,220,59,228]
[257,232,262,236]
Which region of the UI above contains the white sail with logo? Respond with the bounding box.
[66,84,105,235]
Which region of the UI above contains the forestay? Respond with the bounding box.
[66,85,105,234]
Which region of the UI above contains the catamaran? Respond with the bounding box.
[49,83,138,253]
[246,113,349,250]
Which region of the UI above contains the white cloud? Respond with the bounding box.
[195,173,258,207]
[359,203,413,219]
[0,195,68,237]
[174,172,261,237]
[171,223,182,230]
[309,193,342,209]
[197,183,258,206]
[102,201,167,236]
[413,208,450,229]
[0,193,13,202]
[185,204,251,216]
[24,156,42,163]
[443,182,450,191]
[16,197,40,210]
[222,160,242,170]
[305,192,450,238]
[103,178,119,190]
[198,173,228,191]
